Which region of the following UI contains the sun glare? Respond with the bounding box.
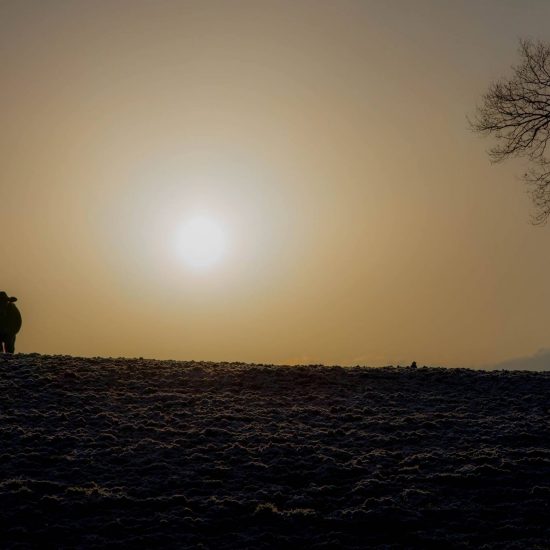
[176,215,227,268]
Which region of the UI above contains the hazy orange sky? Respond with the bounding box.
[2,0,550,367]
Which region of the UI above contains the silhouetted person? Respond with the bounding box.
[410,361,417,369]
[0,291,22,353]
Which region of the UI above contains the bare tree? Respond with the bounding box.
[472,39,550,224]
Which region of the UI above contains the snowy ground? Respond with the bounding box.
[1,354,549,549]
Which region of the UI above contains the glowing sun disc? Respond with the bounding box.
[176,216,226,268]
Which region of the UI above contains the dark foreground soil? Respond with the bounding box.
[1,354,549,549]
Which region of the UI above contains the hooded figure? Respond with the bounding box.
[0,291,22,353]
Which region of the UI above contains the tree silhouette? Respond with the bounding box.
[472,39,550,224]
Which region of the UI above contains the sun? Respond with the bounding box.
[176,215,227,268]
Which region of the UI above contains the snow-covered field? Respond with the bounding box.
[1,354,549,549]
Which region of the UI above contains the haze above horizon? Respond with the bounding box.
[2,0,550,368]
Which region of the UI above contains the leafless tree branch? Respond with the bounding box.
[472,39,550,224]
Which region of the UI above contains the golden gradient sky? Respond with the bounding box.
[2,0,550,367]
